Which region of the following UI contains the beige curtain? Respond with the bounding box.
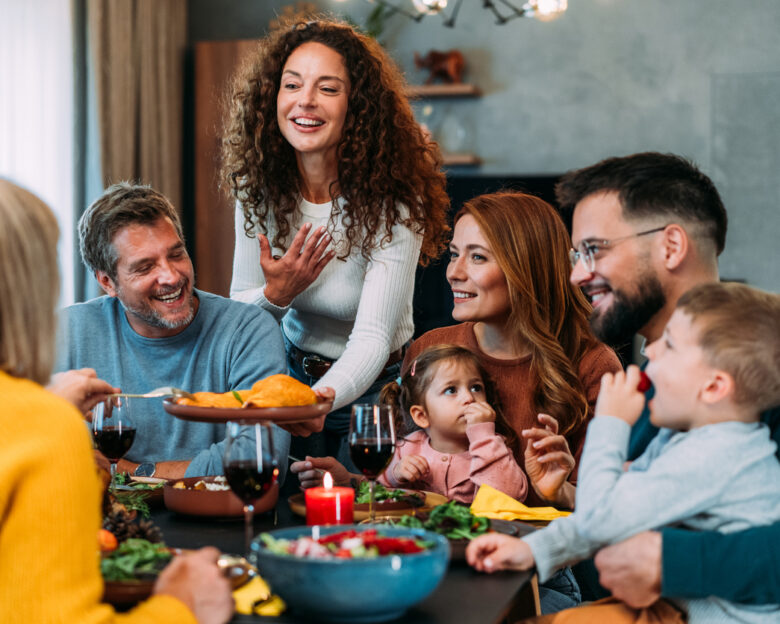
[88,0,187,211]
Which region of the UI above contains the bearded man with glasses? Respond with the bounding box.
[555,152,779,611]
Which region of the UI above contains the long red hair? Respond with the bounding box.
[456,192,599,435]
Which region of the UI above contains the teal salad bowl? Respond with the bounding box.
[250,524,450,623]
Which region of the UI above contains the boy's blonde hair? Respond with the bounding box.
[0,180,60,385]
[677,282,780,413]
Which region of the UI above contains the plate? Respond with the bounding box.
[288,490,449,522]
[102,551,254,609]
[164,476,278,518]
[163,398,332,424]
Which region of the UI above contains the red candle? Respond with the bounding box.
[305,472,355,525]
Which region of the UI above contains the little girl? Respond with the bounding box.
[294,344,528,504]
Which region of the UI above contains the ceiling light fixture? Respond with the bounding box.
[365,0,567,27]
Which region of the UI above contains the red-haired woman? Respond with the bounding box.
[407,191,621,509]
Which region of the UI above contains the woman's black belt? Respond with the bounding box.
[288,343,403,380]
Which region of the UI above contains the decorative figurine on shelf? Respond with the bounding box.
[414,49,465,84]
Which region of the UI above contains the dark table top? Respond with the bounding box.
[150,499,533,624]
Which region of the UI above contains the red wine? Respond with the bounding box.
[349,437,394,478]
[224,460,278,503]
[93,426,136,461]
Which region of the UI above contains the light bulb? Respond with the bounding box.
[412,0,448,15]
[531,0,567,21]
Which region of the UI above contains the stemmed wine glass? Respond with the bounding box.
[348,404,396,524]
[92,397,137,488]
[223,421,278,556]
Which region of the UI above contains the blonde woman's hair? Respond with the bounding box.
[0,179,60,384]
[677,282,780,413]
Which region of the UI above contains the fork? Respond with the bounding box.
[288,455,326,475]
[108,386,196,401]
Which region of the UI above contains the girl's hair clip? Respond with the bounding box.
[410,359,417,377]
[395,376,403,386]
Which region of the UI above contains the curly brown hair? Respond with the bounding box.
[221,18,450,265]
[456,192,602,436]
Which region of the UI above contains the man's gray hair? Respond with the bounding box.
[78,182,185,280]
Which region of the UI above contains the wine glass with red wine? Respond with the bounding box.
[91,397,137,487]
[223,421,278,555]
[348,404,396,523]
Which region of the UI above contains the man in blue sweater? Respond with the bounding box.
[557,152,779,607]
[55,182,290,480]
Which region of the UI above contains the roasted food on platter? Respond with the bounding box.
[176,389,249,407]
[173,374,316,408]
[244,374,317,408]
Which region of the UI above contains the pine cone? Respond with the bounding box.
[103,509,163,543]
[127,518,163,543]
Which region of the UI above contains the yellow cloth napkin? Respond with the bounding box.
[470,484,571,522]
[233,575,286,617]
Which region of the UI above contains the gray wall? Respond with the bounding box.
[189,0,780,292]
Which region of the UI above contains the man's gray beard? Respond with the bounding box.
[117,288,196,331]
[590,271,666,349]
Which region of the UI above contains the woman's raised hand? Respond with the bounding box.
[259,223,335,307]
[522,413,576,508]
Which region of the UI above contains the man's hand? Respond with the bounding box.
[46,368,119,415]
[466,534,535,573]
[594,531,662,608]
[260,223,335,307]
[154,546,234,624]
[290,456,355,489]
[463,401,496,426]
[280,387,333,437]
[522,413,576,508]
[595,366,646,425]
[393,454,429,484]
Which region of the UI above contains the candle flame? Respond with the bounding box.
[323,471,333,489]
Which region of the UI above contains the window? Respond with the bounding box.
[0,0,76,305]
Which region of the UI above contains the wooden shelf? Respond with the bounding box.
[442,153,481,167]
[407,84,481,98]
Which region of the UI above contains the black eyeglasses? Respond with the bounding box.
[569,226,667,272]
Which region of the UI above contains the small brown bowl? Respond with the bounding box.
[103,578,156,610]
[163,476,278,518]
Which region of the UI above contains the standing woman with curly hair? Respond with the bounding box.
[221,19,450,465]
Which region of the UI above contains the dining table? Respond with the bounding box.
[150,497,537,624]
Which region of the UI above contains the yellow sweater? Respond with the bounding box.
[0,372,196,624]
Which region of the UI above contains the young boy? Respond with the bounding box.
[467,282,780,623]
